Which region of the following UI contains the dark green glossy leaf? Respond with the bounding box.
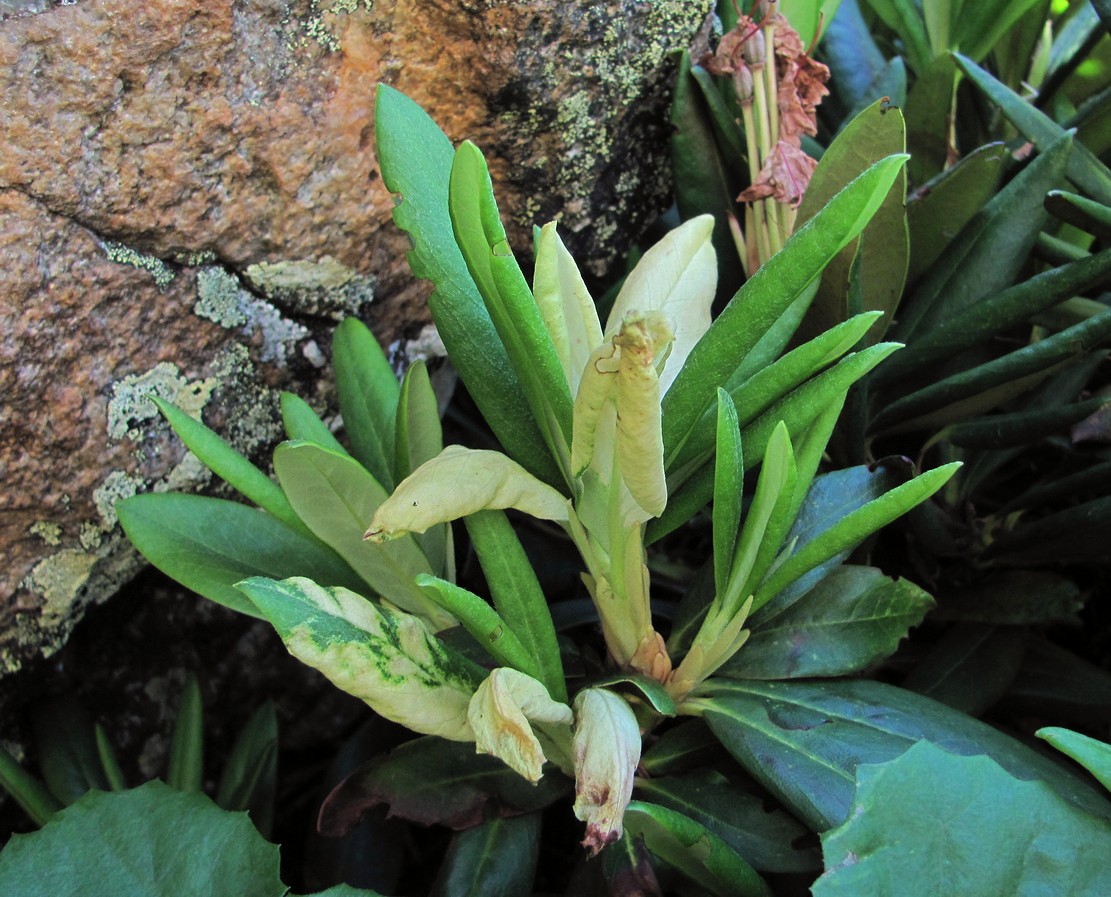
[955,54,1111,204]
[0,746,61,827]
[463,510,565,702]
[623,801,772,897]
[586,674,677,717]
[662,155,909,462]
[640,720,725,777]
[813,742,1111,897]
[635,770,819,873]
[933,571,1083,625]
[955,0,1043,62]
[374,85,556,484]
[983,494,1111,565]
[279,391,347,455]
[318,736,569,835]
[943,397,1108,449]
[878,247,1111,384]
[723,566,934,679]
[901,624,1028,716]
[861,0,932,72]
[432,812,541,897]
[873,308,1111,433]
[215,702,278,838]
[333,317,400,492]
[894,131,1071,341]
[795,98,908,347]
[905,142,1008,283]
[1001,460,1111,515]
[1046,189,1111,241]
[691,678,1111,831]
[31,696,112,806]
[166,673,203,793]
[153,398,305,533]
[1095,0,1111,36]
[1006,637,1111,722]
[117,493,366,617]
[93,726,125,792]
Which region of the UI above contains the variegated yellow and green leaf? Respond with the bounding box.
[238,577,482,742]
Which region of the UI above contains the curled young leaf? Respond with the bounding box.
[366,445,570,541]
[238,577,481,742]
[468,668,573,783]
[605,215,716,394]
[573,688,642,854]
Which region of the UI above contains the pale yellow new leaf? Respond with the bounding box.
[604,214,716,394]
[366,446,570,541]
[534,222,603,396]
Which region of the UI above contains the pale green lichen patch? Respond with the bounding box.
[195,265,311,364]
[106,363,217,441]
[29,521,62,546]
[94,470,146,528]
[282,0,374,54]
[103,241,176,290]
[23,549,99,625]
[244,257,375,320]
[79,522,103,551]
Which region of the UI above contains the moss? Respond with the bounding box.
[103,241,176,290]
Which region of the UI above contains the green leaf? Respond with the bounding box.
[279,391,347,455]
[166,674,203,793]
[780,0,842,47]
[117,493,366,617]
[602,834,663,897]
[750,463,959,613]
[1045,189,1111,242]
[812,742,1111,897]
[414,574,538,678]
[623,801,772,897]
[585,673,678,717]
[394,361,448,574]
[712,390,743,600]
[93,726,125,792]
[901,623,1028,716]
[449,141,573,473]
[1039,728,1111,793]
[672,312,882,476]
[722,566,934,679]
[30,696,109,806]
[215,702,278,838]
[374,85,556,485]
[635,770,819,873]
[860,0,932,71]
[822,0,889,111]
[690,678,1111,831]
[955,53,1111,204]
[943,396,1109,449]
[893,131,1072,341]
[954,0,1044,62]
[794,98,909,346]
[332,317,400,491]
[670,53,745,303]
[933,571,1083,625]
[0,782,311,897]
[318,736,568,835]
[433,813,540,897]
[878,247,1111,384]
[905,142,1008,283]
[983,495,1111,565]
[662,154,909,461]
[463,510,566,702]
[153,398,305,533]
[239,577,483,742]
[272,441,445,625]
[0,746,62,827]
[873,309,1111,433]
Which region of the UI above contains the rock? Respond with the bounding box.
[0,0,710,675]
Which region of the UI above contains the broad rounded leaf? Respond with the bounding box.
[813,743,1111,897]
